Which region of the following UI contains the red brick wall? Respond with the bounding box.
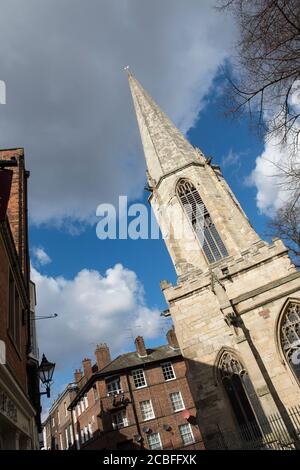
[0,148,30,393]
[0,148,29,280]
[0,234,28,390]
[75,358,204,450]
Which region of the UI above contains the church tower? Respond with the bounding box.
[128,72,300,449]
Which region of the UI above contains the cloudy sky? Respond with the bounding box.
[0,0,286,406]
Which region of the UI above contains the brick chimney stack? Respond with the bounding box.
[135,336,147,357]
[166,327,179,349]
[82,358,93,380]
[95,343,111,371]
[74,369,82,384]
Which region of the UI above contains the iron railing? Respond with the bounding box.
[207,406,300,450]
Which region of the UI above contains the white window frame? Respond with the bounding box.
[132,368,147,388]
[77,404,81,416]
[75,433,80,450]
[88,422,93,438]
[52,417,55,428]
[93,385,99,401]
[111,410,129,430]
[179,423,195,446]
[147,432,163,450]
[57,410,60,425]
[106,376,122,395]
[80,428,85,443]
[73,409,77,424]
[84,394,88,409]
[69,424,74,445]
[170,391,185,412]
[80,399,85,413]
[65,427,69,449]
[140,399,155,421]
[64,401,68,417]
[162,362,176,381]
[59,433,63,450]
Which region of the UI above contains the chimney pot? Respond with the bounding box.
[135,336,147,357]
[95,343,111,371]
[74,369,82,384]
[166,327,179,349]
[82,358,93,379]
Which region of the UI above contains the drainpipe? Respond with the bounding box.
[125,371,144,449]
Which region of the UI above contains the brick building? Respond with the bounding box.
[68,329,204,450]
[42,383,78,450]
[0,148,41,449]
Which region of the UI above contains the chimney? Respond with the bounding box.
[82,358,92,380]
[135,336,147,357]
[166,327,179,349]
[74,369,82,384]
[95,343,111,371]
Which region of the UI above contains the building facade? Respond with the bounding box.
[0,148,41,449]
[42,383,78,450]
[127,73,300,449]
[69,331,203,450]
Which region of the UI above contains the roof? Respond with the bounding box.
[100,345,181,374]
[69,344,182,408]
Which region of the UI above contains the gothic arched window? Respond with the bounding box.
[218,352,265,438]
[177,179,228,263]
[280,301,300,383]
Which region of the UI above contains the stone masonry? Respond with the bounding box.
[127,71,300,449]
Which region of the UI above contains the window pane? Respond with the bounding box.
[111,410,128,430]
[179,423,194,445]
[140,400,155,420]
[162,362,175,381]
[106,376,122,395]
[9,272,15,338]
[281,302,300,382]
[177,179,228,263]
[132,369,146,388]
[147,432,162,450]
[170,392,184,411]
[14,291,20,348]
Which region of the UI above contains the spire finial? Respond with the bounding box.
[123,65,131,76]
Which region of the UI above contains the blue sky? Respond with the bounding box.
[30,73,268,316]
[29,72,270,406]
[0,0,281,413]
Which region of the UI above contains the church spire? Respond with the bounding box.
[127,70,202,184]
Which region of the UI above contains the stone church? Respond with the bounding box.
[127,72,300,449]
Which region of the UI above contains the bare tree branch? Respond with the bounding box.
[218,0,300,150]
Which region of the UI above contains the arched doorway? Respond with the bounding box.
[218,351,262,440]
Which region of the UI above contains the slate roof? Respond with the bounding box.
[68,344,182,408]
[100,345,181,375]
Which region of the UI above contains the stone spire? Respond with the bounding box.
[127,70,202,185]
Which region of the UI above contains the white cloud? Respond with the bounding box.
[0,0,236,227]
[249,81,300,216]
[32,263,162,372]
[221,148,240,168]
[32,246,52,266]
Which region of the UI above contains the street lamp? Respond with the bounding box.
[38,354,55,398]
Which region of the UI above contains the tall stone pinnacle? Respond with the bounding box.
[127,70,201,184]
